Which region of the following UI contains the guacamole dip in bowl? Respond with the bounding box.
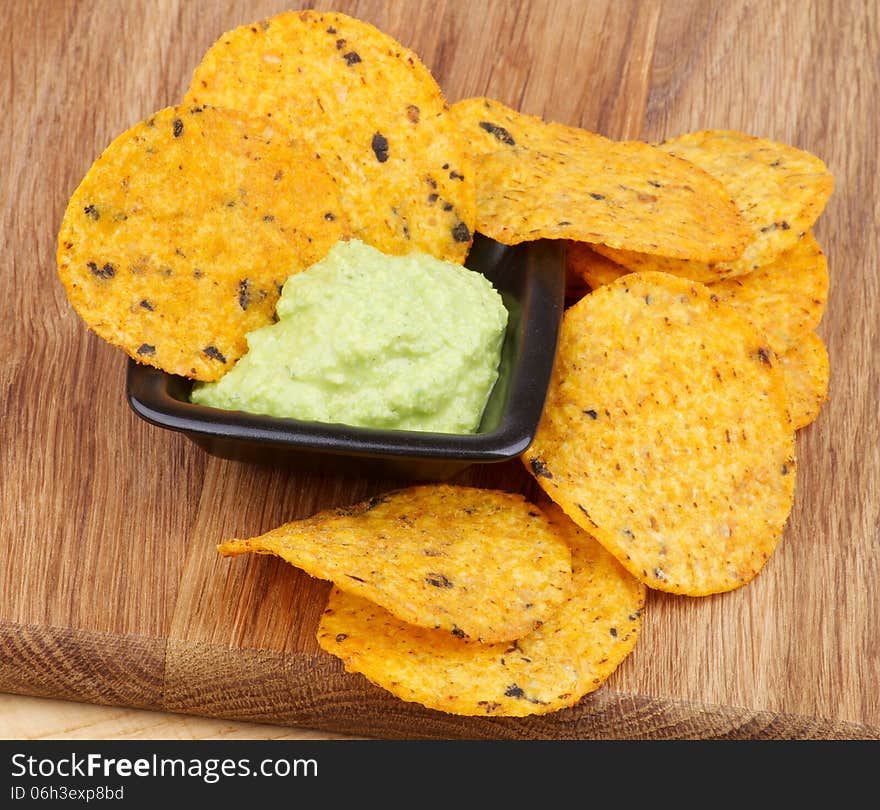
[189,239,508,434]
[127,235,564,480]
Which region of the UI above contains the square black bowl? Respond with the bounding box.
[126,235,565,481]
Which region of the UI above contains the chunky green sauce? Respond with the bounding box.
[190,239,508,433]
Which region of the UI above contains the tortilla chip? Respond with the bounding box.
[710,232,829,355]
[564,243,594,301]
[523,271,796,596]
[591,243,732,285]
[317,503,645,717]
[185,10,474,263]
[449,97,749,261]
[452,95,598,170]
[566,241,629,290]
[218,486,572,644]
[57,105,347,380]
[584,234,828,352]
[779,332,830,430]
[594,130,834,281]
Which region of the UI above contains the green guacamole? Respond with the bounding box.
[190,239,508,433]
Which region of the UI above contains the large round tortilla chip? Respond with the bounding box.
[317,504,645,717]
[57,105,347,381]
[523,272,797,596]
[779,331,830,430]
[219,486,572,644]
[594,129,834,281]
[710,232,829,355]
[185,10,474,263]
[449,97,749,262]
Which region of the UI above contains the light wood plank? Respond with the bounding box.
[0,694,358,740]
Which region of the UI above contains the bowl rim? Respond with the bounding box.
[126,236,565,464]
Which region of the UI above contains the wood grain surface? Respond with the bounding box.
[2,0,878,740]
[0,694,359,740]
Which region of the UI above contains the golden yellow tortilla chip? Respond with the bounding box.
[218,486,572,644]
[591,243,731,284]
[449,97,749,261]
[317,503,645,717]
[57,105,347,381]
[594,130,834,281]
[710,232,829,355]
[566,241,629,290]
[586,234,828,352]
[779,332,830,430]
[450,97,531,159]
[523,271,796,596]
[185,10,474,263]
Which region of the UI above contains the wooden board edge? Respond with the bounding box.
[3,625,876,740]
[164,639,880,740]
[0,621,165,712]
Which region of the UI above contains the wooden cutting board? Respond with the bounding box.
[2,0,878,740]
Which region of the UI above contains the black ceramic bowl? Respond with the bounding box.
[126,235,565,480]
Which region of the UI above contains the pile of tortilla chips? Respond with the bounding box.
[221,486,646,717]
[454,99,832,598]
[57,9,834,719]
